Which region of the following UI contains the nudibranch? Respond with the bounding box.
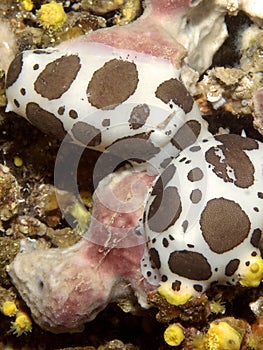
[4,0,263,334]
[5,40,207,173]
[141,134,263,305]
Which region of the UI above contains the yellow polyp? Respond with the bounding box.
[114,0,141,25]
[247,335,259,350]
[71,201,91,233]
[191,333,206,349]
[13,156,23,167]
[21,0,34,11]
[36,1,67,29]
[210,299,226,315]
[80,190,93,210]
[1,301,18,317]
[164,323,185,346]
[239,255,263,288]
[158,284,191,306]
[9,311,32,337]
[204,321,242,350]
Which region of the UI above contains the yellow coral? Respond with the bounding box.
[239,255,263,288]
[164,323,185,347]
[158,284,191,306]
[21,0,34,11]
[1,301,17,317]
[36,1,67,29]
[9,311,32,336]
[204,321,242,350]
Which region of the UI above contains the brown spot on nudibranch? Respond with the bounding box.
[33,49,53,54]
[171,120,201,150]
[163,238,169,247]
[172,280,181,291]
[20,88,26,96]
[193,284,203,292]
[251,229,262,248]
[149,247,161,269]
[6,53,23,88]
[58,106,65,115]
[34,55,81,100]
[102,119,110,127]
[182,220,188,233]
[71,121,102,146]
[14,99,20,108]
[187,167,204,182]
[152,164,176,196]
[215,134,258,151]
[69,109,78,119]
[160,157,173,168]
[190,189,202,204]
[168,250,212,280]
[147,186,182,233]
[155,78,194,113]
[105,133,160,164]
[225,259,240,276]
[87,59,138,109]
[128,104,150,129]
[26,102,66,140]
[206,134,258,188]
[190,145,201,152]
[200,198,250,254]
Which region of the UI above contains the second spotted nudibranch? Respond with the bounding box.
[141,134,263,305]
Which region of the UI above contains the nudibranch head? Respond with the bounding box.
[141,134,263,302]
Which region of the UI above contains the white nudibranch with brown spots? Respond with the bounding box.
[141,134,263,305]
[5,42,207,172]
[4,0,263,334]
